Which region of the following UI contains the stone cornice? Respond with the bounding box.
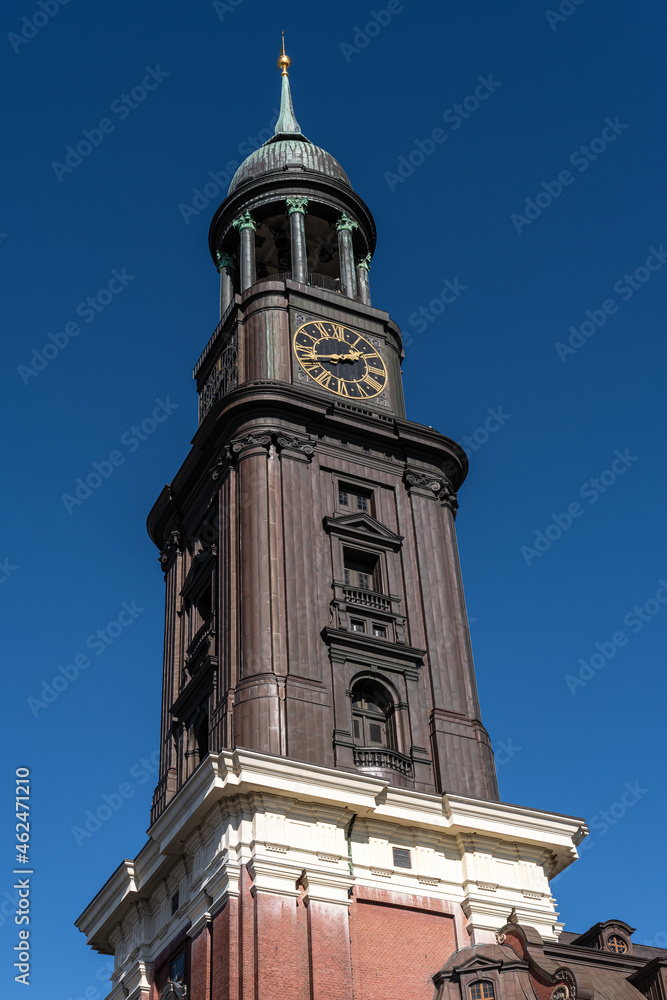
[146,381,467,551]
[76,749,587,953]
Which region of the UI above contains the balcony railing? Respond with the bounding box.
[254,271,342,292]
[354,746,413,776]
[343,587,391,612]
[185,616,215,668]
[194,299,237,379]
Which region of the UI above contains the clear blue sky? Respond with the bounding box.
[2,0,667,995]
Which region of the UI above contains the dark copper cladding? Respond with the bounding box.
[148,87,499,826]
[228,139,352,194]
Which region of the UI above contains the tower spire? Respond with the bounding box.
[273,31,303,138]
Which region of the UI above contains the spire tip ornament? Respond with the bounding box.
[277,30,291,76]
[271,31,304,140]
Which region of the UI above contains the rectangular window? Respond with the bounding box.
[372,624,386,638]
[171,891,179,915]
[170,950,186,983]
[351,619,365,632]
[343,551,378,591]
[338,485,371,513]
[392,847,412,869]
[368,722,383,744]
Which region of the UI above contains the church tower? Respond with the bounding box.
[77,41,587,1000]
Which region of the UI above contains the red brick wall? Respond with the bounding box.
[254,891,301,1000]
[307,899,355,1000]
[350,887,457,1000]
[148,871,460,1000]
[189,925,211,1000]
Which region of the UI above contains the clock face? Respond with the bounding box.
[293,320,388,400]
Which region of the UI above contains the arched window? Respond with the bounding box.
[351,679,394,748]
[469,983,495,1000]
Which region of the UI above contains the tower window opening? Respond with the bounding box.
[338,485,370,512]
[169,949,186,983]
[469,983,495,1000]
[194,714,209,763]
[305,218,340,281]
[351,679,395,749]
[344,550,378,591]
[195,581,212,623]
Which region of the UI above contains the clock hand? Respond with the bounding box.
[317,351,362,363]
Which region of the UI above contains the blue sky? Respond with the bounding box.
[2,0,667,995]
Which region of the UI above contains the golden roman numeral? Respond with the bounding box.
[363,374,383,392]
[337,380,349,396]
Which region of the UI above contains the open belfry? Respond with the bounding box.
[78,39,666,1000]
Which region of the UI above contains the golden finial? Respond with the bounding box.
[277,30,291,76]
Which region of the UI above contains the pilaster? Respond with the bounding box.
[355,253,372,305]
[336,212,359,299]
[215,250,237,317]
[232,211,257,291]
[286,196,308,284]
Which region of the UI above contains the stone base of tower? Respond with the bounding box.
[76,750,587,1000]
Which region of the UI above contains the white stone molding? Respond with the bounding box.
[77,748,587,987]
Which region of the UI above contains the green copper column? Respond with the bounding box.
[286,197,308,284]
[356,254,372,306]
[232,210,258,292]
[336,213,359,299]
[215,251,237,317]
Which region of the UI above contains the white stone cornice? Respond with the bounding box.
[77,748,587,955]
[300,867,354,906]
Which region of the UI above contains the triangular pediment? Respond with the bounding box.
[322,513,403,549]
[453,954,504,973]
